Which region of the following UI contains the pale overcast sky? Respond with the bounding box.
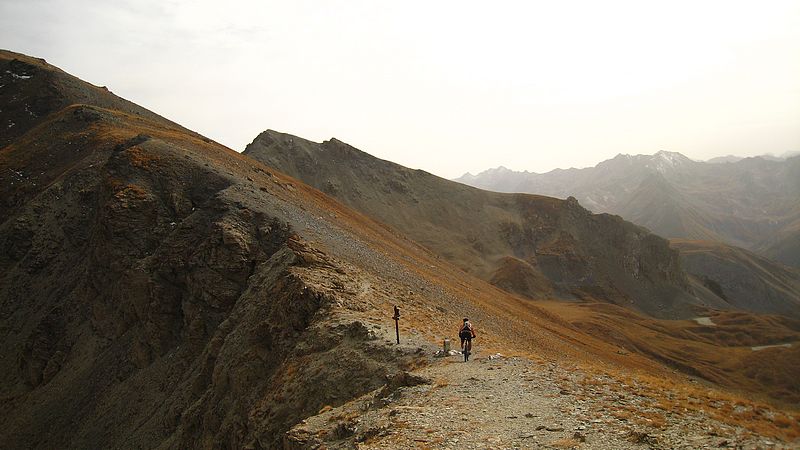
[2,1,799,178]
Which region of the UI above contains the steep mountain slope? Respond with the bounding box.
[671,240,800,318]
[3,50,799,447]
[758,213,800,268]
[0,67,412,447]
[244,131,714,319]
[761,220,800,267]
[455,151,800,266]
[0,49,584,448]
[0,50,202,148]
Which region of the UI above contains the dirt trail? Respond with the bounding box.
[353,356,633,449]
[286,347,795,449]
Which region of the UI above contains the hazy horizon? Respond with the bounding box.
[2,1,798,178]
[457,149,800,177]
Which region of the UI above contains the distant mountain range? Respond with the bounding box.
[706,152,799,164]
[455,151,800,268]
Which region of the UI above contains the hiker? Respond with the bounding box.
[459,318,476,353]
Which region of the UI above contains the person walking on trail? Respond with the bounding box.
[459,318,476,354]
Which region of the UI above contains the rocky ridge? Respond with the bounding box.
[243,130,713,319]
[0,51,440,448]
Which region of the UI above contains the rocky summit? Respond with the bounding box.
[2,50,799,448]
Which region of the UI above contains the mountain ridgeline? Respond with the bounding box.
[3,50,800,448]
[455,151,800,268]
[244,131,725,318]
[0,50,465,448]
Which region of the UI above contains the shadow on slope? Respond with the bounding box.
[671,239,800,318]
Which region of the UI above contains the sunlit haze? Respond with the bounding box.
[2,1,798,178]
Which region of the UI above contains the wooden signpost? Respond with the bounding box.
[393,305,400,344]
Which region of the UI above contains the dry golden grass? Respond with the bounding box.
[433,377,450,388]
[550,437,580,448]
[615,371,800,441]
[123,146,160,168]
[611,407,666,429]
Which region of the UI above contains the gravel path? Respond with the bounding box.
[288,351,795,449]
[357,356,633,449]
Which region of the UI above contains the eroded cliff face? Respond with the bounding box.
[498,195,694,314]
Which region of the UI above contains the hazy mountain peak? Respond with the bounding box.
[454,165,518,185]
[654,149,689,162]
[649,150,691,173]
[465,165,512,174]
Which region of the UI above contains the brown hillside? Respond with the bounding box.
[0,50,204,148]
[456,151,800,268]
[544,302,800,405]
[759,216,800,268]
[489,255,554,299]
[243,130,714,319]
[671,239,800,318]
[2,51,799,448]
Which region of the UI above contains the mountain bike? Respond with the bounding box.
[462,337,473,362]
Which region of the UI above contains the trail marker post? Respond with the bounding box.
[393,306,400,344]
